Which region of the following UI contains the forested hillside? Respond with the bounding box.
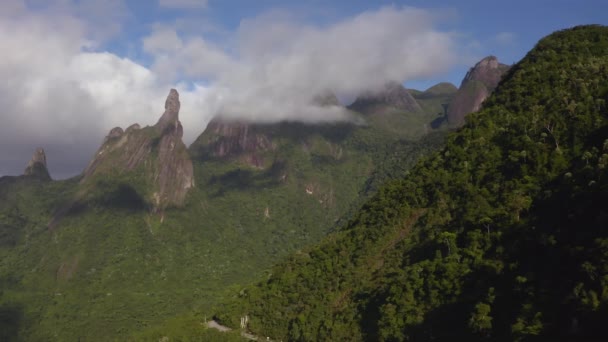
[0,80,447,340]
[215,25,608,341]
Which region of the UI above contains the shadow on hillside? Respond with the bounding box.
[48,182,147,229]
[207,161,286,197]
[0,303,24,342]
[95,183,148,211]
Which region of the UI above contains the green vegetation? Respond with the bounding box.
[0,90,444,339]
[4,23,604,342]
[214,25,608,341]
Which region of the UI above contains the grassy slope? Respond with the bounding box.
[216,25,608,341]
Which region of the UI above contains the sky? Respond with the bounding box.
[1,0,607,179]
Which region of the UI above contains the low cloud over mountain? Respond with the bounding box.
[0,1,463,178]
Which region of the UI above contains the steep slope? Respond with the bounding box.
[349,82,437,138]
[410,82,458,129]
[81,89,194,210]
[215,25,608,341]
[351,81,423,114]
[0,90,447,339]
[23,148,51,180]
[447,56,510,127]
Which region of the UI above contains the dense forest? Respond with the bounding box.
[0,53,448,341]
[214,25,608,341]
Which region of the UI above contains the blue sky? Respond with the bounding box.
[1,0,607,178]
[117,0,608,89]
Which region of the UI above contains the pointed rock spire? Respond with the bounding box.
[24,147,51,180]
[81,88,193,210]
[156,89,182,136]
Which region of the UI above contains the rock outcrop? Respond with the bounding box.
[350,81,422,113]
[153,91,194,207]
[23,147,51,180]
[447,56,510,127]
[197,119,275,168]
[155,88,183,136]
[82,89,194,209]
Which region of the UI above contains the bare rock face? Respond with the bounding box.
[24,147,51,180]
[350,81,422,113]
[155,89,181,135]
[198,119,274,168]
[151,89,194,207]
[447,56,510,127]
[82,89,194,209]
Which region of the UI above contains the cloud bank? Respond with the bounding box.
[145,7,458,123]
[0,1,462,178]
[0,0,208,178]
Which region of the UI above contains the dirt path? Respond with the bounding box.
[206,320,232,332]
[206,320,264,341]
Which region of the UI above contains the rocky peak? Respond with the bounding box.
[447,56,510,127]
[461,56,509,89]
[103,127,124,144]
[350,81,422,113]
[24,147,51,180]
[155,89,182,136]
[198,118,274,168]
[81,89,194,210]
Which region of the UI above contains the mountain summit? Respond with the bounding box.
[351,81,422,113]
[81,89,194,209]
[156,88,183,136]
[447,55,510,127]
[23,147,50,180]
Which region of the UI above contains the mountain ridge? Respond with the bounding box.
[213,25,608,341]
[80,89,194,210]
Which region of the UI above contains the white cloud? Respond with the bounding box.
[0,2,208,178]
[0,3,465,178]
[159,0,208,9]
[143,6,461,123]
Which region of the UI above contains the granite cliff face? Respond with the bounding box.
[82,89,194,209]
[23,147,51,180]
[195,119,276,168]
[350,81,422,113]
[447,56,510,127]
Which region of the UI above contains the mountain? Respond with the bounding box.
[349,81,454,138]
[410,82,458,129]
[23,148,51,180]
[420,82,459,96]
[351,81,423,113]
[446,56,510,127]
[214,25,608,341]
[81,89,194,211]
[0,86,446,339]
[193,118,275,168]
